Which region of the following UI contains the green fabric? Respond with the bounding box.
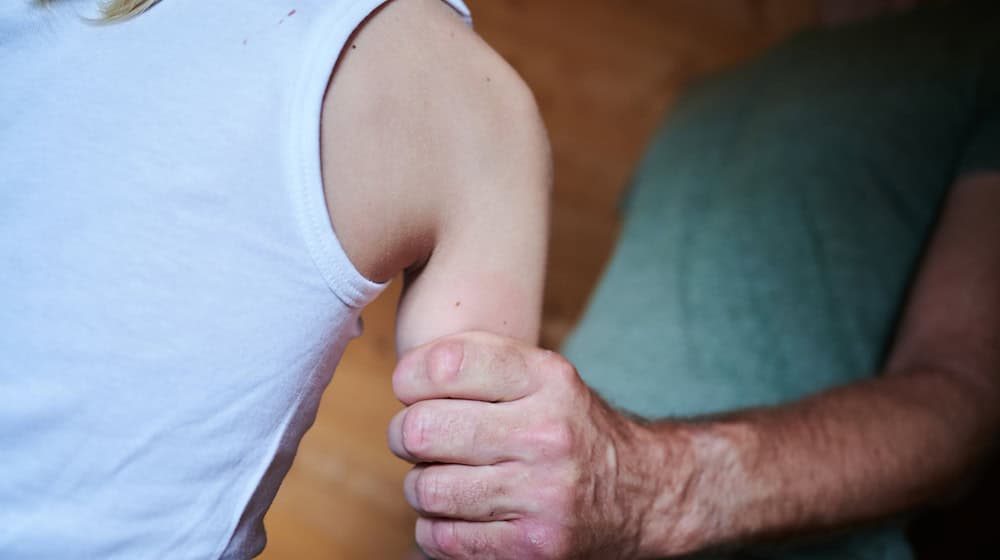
[561,3,999,559]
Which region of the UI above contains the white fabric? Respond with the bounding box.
[0,0,469,558]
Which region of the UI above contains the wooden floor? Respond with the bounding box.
[259,2,816,558]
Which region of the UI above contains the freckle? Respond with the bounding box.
[278,18,284,24]
[351,44,357,49]
[454,301,461,308]
[486,76,491,82]
[242,38,247,45]
[288,9,296,16]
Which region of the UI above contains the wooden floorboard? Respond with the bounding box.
[260,2,815,558]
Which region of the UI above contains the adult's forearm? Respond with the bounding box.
[391,176,1000,559]
[635,368,999,557]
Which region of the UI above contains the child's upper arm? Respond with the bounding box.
[391,28,551,352]
[393,82,551,352]
[320,0,550,353]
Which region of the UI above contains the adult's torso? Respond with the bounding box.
[564,4,999,559]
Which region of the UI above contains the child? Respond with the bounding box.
[0,0,550,557]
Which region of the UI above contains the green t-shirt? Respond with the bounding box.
[564,4,999,558]
[567,1,1000,417]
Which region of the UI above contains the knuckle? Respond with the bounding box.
[427,340,464,385]
[531,421,575,456]
[424,517,495,559]
[416,523,444,559]
[402,405,433,457]
[432,521,462,558]
[521,522,570,560]
[541,351,578,387]
[416,470,449,515]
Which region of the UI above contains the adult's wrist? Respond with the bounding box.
[632,418,762,558]
[629,419,702,558]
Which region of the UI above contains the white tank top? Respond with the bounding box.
[0,0,470,558]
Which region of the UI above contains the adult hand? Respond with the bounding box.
[387,332,690,559]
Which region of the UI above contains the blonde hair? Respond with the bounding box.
[37,0,160,21]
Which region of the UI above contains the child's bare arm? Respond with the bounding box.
[321,0,550,351]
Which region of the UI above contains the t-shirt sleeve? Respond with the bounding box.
[959,42,1000,174]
